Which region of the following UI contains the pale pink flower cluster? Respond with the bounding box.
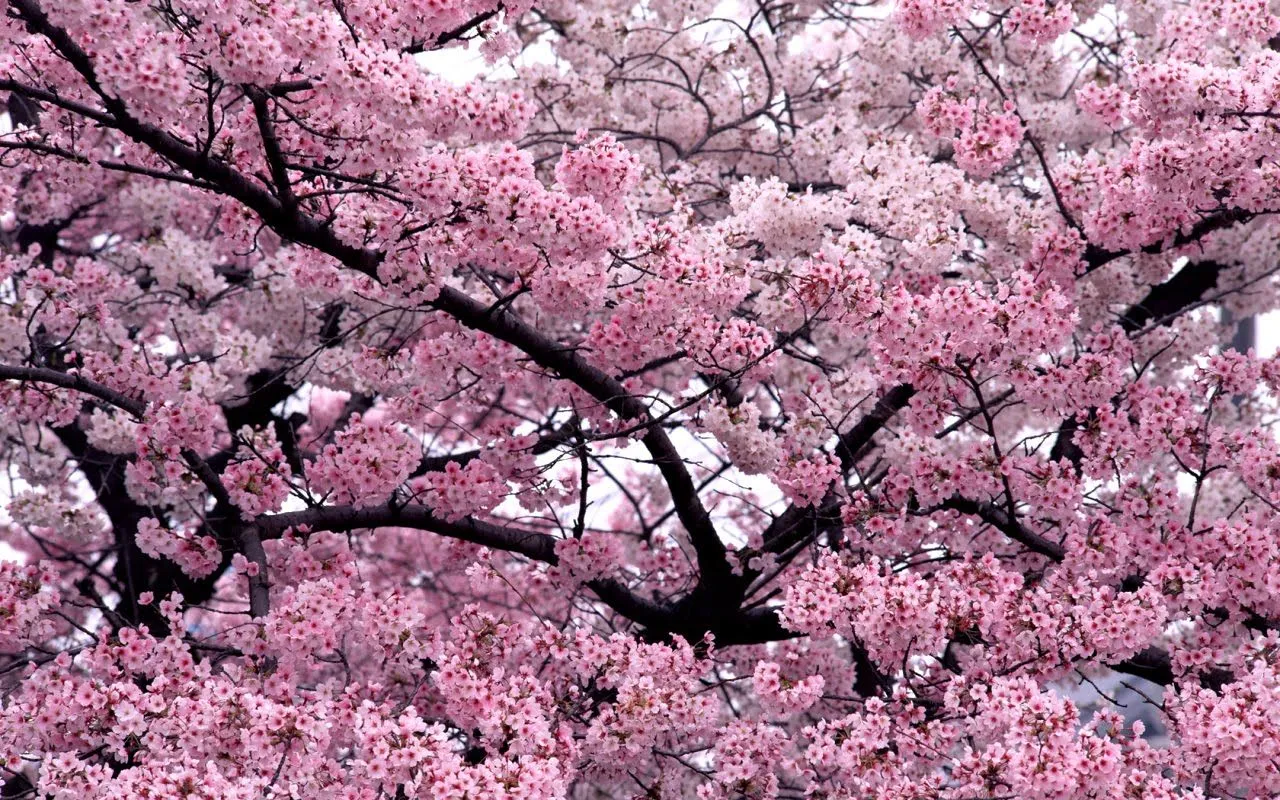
[699,720,789,799]
[418,458,507,521]
[0,561,59,650]
[553,533,623,583]
[309,414,419,507]
[1076,81,1130,128]
[125,397,222,505]
[950,104,1024,178]
[700,401,783,475]
[1008,0,1074,44]
[555,133,642,217]
[773,454,842,508]
[134,517,221,578]
[894,0,969,37]
[921,83,1024,178]
[1169,658,1280,794]
[752,659,826,714]
[221,425,293,519]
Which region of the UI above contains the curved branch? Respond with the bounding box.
[256,504,559,563]
[0,363,274,615]
[1118,260,1227,334]
[1083,208,1256,274]
[1053,258,1239,472]
[834,383,916,471]
[761,382,915,554]
[431,287,730,586]
[933,495,1065,561]
[1112,645,1232,691]
[0,364,146,417]
[254,503,697,638]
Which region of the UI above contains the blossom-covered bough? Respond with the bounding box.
[4,0,1280,796]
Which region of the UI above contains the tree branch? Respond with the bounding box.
[246,87,296,209]
[834,383,916,471]
[760,383,915,554]
[1118,260,1228,334]
[933,495,1065,561]
[1083,208,1255,274]
[431,287,731,587]
[0,364,145,417]
[256,504,559,563]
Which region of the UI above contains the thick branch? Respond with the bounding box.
[1052,258,1236,473]
[761,383,915,553]
[430,287,731,586]
[1118,260,1227,334]
[0,364,145,417]
[254,503,702,640]
[1112,646,1232,691]
[935,496,1066,562]
[0,363,273,615]
[411,419,578,478]
[246,87,296,209]
[834,383,917,471]
[257,504,559,563]
[1083,208,1255,274]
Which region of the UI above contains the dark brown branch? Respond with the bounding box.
[246,87,296,209]
[430,287,732,589]
[254,503,713,641]
[761,383,915,553]
[410,419,578,478]
[1052,258,1234,473]
[257,504,559,563]
[1118,260,1228,334]
[407,7,500,53]
[1083,208,1255,273]
[1112,646,1232,691]
[0,364,146,417]
[0,363,274,615]
[934,495,1065,561]
[834,383,916,471]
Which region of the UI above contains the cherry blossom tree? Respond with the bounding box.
[4,0,1280,796]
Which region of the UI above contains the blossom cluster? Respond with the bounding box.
[6,0,1280,796]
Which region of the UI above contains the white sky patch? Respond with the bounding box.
[1257,309,1280,358]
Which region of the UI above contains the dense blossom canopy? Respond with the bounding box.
[4,0,1280,797]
